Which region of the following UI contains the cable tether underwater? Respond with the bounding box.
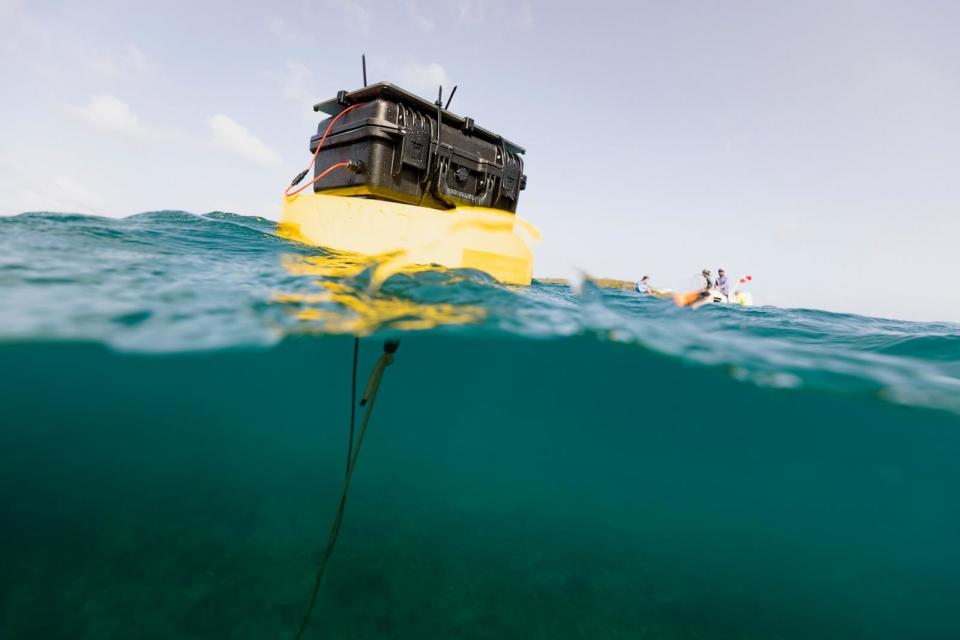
[294,339,400,640]
[346,337,359,477]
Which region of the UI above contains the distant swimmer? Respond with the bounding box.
[637,275,650,294]
[715,268,729,297]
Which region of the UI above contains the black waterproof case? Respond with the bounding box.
[309,83,526,213]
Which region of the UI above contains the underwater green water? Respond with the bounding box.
[2,212,960,638]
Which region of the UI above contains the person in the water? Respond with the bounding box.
[715,268,729,297]
[637,275,650,294]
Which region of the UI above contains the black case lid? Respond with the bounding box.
[313,82,525,155]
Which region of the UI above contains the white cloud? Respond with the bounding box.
[278,62,323,122]
[518,2,533,30]
[53,177,105,212]
[335,0,372,34]
[122,45,151,72]
[89,44,153,78]
[457,0,487,21]
[0,157,105,214]
[406,2,435,32]
[397,62,452,95]
[67,95,176,143]
[0,0,22,20]
[281,61,314,103]
[207,114,282,167]
[88,56,118,77]
[448,1,531,30]
[267,16,299,40]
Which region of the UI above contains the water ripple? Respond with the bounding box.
[1,211,958,413]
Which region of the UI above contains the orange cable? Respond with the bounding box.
[284,102,367,198]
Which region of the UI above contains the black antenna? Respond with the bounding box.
[444,85,457,110]
[361,54,367,87]
[435,86,443,157]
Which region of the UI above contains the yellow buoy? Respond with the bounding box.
[278,192,539,286]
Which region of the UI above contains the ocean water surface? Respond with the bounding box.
[2,211,960,639]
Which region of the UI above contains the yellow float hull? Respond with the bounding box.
[279,192,538,286]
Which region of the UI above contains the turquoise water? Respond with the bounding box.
[2,211,960,639]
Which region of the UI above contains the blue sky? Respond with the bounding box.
[2,0,958,321]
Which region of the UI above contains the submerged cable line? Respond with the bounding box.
[346,337,359,477]
[294,338,400,640]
